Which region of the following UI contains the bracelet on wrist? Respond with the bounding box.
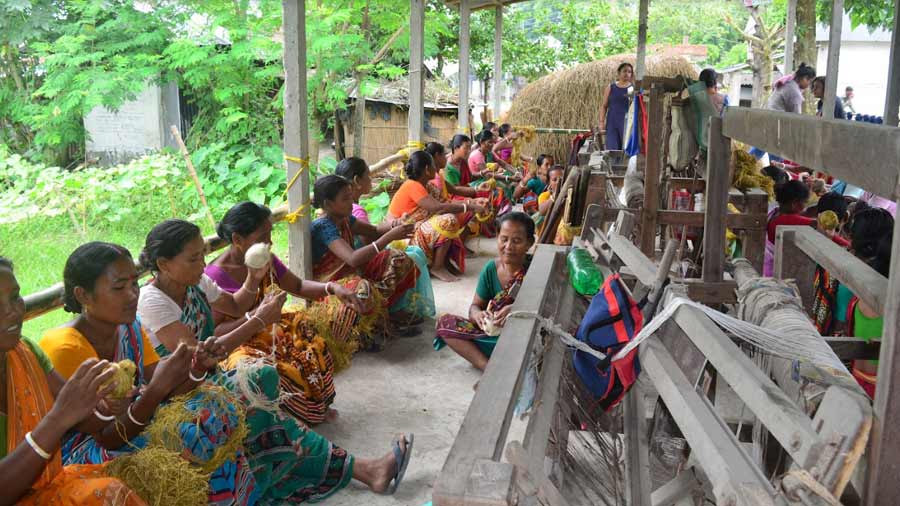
[25,432,52,460]
[127,404,147,427]
[325,282,334,296]
[189,369,208,382]
[372,242,380,253]
[94,408,116,422]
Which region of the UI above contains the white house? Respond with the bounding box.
[816,13,892,117]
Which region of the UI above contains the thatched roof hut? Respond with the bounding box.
[506,54,699,161]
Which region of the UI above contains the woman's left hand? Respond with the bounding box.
[194,336,227,371]
[97,388,139,417]
[334,284,364,313]
[246,263,270,288]
[492,306,513,327]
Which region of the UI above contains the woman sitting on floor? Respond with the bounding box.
[206,201,362,424]
[512,154,553,213]
[336,157,436,322]
[467,129,517,224]
[0,256,147,506]
[136,219,414,502]
[435,212,534,371]
[40,242,259,504]
[534,165,565,236]
[388,151,488,283]
[491,123,532,166]
[311,174,420,345]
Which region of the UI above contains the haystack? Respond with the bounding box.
[506,54,698,161]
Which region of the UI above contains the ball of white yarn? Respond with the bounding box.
[244,243,271,269]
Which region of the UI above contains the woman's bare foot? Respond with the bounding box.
[431,267,459,282]
[324,408,339,423]
[370,437,409,493]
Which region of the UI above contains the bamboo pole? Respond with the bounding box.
[170,125,216,229]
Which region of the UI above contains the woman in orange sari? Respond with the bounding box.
[311,175,420,349]
[0,257,146,506]
[388,151,488,283]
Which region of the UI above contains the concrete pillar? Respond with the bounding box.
[409,0,425,142]
[492,5,503,120]
[281,0,312,278]
[822,0,843,119]
[636,0,649,80]
[458,0,471,132]
[784,0,797,73]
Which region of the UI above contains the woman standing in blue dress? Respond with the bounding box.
[599,62,634,151]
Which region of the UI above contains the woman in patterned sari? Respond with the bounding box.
[311,175,421,347]
[388,151,489,283]
[40,242,258,505]
[137,220,413,502]
[0,256,147,506]
[435,213,534,371]
[207,201,363,424]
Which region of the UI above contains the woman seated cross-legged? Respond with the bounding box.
[434,212,535,371]
[387,150,489,283]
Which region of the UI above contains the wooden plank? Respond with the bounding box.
[659,210,764,230]
[865,199,900,505]
[885,0,900,126]
[505,442,570,506]
[464,459,514,506]
[773,228,817,313]
[679,279,738,305]
[640,87,664,255]
[822,0,843,120]
[608,232,657,287]
[673,306,824,470]
[825,337,881,361]
[781,226,887,314]
[458,0,471,132]
[635,76,688,93]
[540,167,580,244]
[703,116,729,282]
[584,171,607,217]
[624,385,652,506]
[640,339,782,505]
[635,0,648,80]
[409,0,425,141]
[722,108,900,199]
[282,0,312,279]
[651,468,702,506]
[811,386,871,500]
[434,246,567,506]
[741,189,768,274]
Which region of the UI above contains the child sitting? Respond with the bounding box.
[764,180,816,276]
[534,165,565,236]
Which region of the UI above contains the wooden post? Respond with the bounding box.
[408,0,425,143]
[822,0,843,120]
[492,5,503,120]
[773,228,817,313]
[865,192,900,504]
[884,0,900,126]
[640,86,663,256]
[281,0,312,279]
[458,0,471,132]
[635,0,648,80]
[742,188,768,274]
[784,0,797,73]
[702,116,729,282]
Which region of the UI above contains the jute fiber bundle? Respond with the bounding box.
[506,54,698,161]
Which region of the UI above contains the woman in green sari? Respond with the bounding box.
[136,219,414,503]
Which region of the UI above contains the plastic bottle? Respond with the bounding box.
[567,247,604,296]
[693,193,705,213]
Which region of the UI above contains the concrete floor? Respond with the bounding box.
[316,239,500,506]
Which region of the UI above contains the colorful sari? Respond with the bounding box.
[206,265,338,426]
[40,322,258,506]
[7,340,147,506]
[405,180,470,274]
[155,286,354,504]
[812,266,839,335]
[434,263,526,357]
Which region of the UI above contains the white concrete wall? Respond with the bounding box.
[816,41,890,117]
[84,82,181,166]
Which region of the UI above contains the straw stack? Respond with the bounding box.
[506,54,699,161]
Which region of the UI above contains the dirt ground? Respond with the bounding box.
[315,239,501,506]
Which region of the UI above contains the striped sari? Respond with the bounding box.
[409,179,470,274]
[8,341,148,506]
[43,322,258,506]
[158,286,355,503]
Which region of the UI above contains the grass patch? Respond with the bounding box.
[1,214,291,339]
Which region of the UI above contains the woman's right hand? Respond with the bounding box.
[49,358,116,429]
[148,343,192,397]
[386,222,415,241]
[253,291,287,326]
